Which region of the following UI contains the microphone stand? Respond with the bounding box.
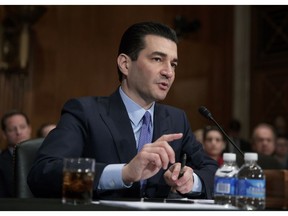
[209,116,244,158]
[199,106,244,158]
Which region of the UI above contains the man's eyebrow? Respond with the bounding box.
[151,51,167,57]
[150,51,178,62]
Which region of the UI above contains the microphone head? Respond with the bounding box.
[198,106,213,120]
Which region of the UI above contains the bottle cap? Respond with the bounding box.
[223,153,236,161]
[244,152,258,161]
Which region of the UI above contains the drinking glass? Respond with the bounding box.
[62,158,95,205]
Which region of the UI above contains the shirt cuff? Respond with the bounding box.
[191,172,202,192]
[98,164,133,190]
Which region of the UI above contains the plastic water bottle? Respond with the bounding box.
[214,153,238,206]
[236,152,266,210]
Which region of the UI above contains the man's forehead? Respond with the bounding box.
[7,114,25,120]
[143,35,178,57]
[144,34,177,46]
[257,127,273,135]
[6,115,27,125]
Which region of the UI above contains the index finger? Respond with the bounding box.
[156,133,183,142]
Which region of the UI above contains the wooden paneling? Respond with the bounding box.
[0,6,234,145]
[250,6,288,132]
[162,6,234,131]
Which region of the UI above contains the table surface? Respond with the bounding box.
[0,198,129,211]
[0,198,240,211]
[1,197,281,211]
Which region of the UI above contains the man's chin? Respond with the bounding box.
[155,92,169,101]
[155,97,166,102]
[17,138,29,144]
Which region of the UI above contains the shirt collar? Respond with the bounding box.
[119,87,154,127]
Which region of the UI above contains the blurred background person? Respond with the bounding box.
[248,123,282,169]
[273,135,288,169]
[0,110,32,197]
[194,128,204,144]
[36,123,56,138]
[252,123,276,156]
[272,115,288,137]
[202,125,226,166]
[226,118,251,153]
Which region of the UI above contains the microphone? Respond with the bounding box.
[198,106,244,157]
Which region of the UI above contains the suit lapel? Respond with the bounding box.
[99,90,137,163]
[153,104,171,141]
[98,93,173,196]
[97,91,172,165]
[148,104,173,197]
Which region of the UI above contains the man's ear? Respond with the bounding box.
[28,125,32,137]
[117,54,130,76]
[1,131,7,141]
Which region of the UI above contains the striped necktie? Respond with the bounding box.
[138,111,152,152]
[138,111,152,192]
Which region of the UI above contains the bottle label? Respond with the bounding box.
[214,176,237,195]
[237,179,265,198]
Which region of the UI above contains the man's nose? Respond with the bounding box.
[15,127,22,135]
[161,63,174,78]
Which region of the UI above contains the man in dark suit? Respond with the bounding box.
[28,22,218,199]
[250,123,282,169]
[236,123,282,169]
[0,110,32,197]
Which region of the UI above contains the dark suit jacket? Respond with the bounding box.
[0,149,14,197]
[28,89,218,199]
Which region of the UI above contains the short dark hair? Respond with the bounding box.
[1,110,30,131]
[229,119,241,132]
[117,21,178,82]
[203,125,223,141]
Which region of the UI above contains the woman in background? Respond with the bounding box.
[202,125,226,166]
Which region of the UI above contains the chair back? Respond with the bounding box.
[13,138,44,198]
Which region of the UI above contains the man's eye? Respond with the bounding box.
[153,57,162,62]
[171,63,177,68]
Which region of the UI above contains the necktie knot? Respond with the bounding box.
[143,111,151,125]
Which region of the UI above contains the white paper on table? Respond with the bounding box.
[94,199,238,210]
